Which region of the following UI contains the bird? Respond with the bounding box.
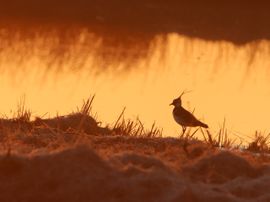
[170,91,208,134]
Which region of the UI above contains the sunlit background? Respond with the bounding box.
[0,25,270,140]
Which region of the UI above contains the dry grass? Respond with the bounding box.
[247,131,270,153]
[0,97,270,154]
[200,120,239,149]
[78,95,95,116]
[15,96,31,123]
[76,95,96,132]
[177,119,243,150]
[112,107,162,138]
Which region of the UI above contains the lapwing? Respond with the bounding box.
[170,91,208,134]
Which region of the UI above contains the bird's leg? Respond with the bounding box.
[182,126,186,136]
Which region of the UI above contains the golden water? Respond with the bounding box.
[1,28,270,139]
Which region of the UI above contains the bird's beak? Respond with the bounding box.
[169,103,173,106]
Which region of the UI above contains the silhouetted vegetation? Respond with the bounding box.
[0,97,269,154]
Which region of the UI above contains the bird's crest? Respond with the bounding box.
[179,90,192,100]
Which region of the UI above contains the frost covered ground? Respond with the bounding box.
[0,113,270,202]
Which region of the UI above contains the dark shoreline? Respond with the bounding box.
[1,1,270,44]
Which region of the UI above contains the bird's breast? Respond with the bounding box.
[172,109,185,125]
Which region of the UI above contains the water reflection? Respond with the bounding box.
[0,27,270,138]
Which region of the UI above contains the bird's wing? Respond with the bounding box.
[174,107,200,126]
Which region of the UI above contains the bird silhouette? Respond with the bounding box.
[170,91,208,134]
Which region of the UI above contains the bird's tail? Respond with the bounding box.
[198,121,208,128]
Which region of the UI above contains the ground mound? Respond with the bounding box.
[0,113,270,201]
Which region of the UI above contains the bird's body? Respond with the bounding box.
[170,91,208,134]
[172,106,208,128]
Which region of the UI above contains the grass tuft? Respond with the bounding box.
[14,96,31,123]
[76,95,96,132]
[199,119,239,148]
[247,131,270,153]
[79,95,95,116]
[112,108,162,138]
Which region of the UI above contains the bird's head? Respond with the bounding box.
[170,97,182,107]
[170,90,191,107]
